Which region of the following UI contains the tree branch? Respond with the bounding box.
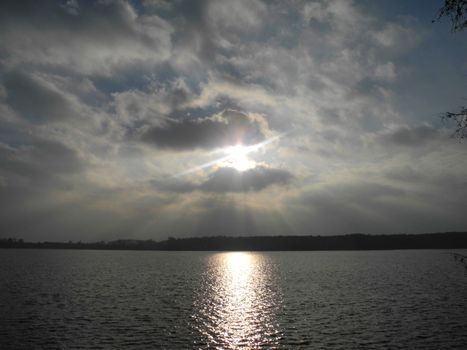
[441,107,467,139]
[433,0,467,31]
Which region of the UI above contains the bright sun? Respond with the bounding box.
[223,145,256,172]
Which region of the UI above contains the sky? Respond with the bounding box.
[0,0,466,242]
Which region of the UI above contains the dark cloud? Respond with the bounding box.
[142,109,267,150]
[4,71,74,122]
[380,125,441,147]
[151,178,198,193]
[0,138,82,187]
[200,165,293,192]
[192,197,259,236]
[0,186,135,242]
[384,165,423,183]
[155,165,293,193]
[288,180,467,235]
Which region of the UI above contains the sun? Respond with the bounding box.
[173,132,288,177]
[223,145,257,172]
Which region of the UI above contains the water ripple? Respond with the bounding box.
[0,249,466,349]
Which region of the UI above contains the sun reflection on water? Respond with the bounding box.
[193,252,282,349]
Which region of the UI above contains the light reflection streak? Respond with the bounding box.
[193,252,282,349]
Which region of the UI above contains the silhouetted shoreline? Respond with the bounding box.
[1,232,467,251]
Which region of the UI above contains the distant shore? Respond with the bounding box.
[1,232,467,251]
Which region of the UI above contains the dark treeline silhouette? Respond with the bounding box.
[1,232,467,251]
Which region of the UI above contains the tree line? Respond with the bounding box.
[1,232,467,251]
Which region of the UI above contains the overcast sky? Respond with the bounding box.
[1,0,466,241]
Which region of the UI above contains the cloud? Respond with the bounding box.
[141,109,269,150]
[384,165,423,183]
[155,165,293,193]
[207,0,267,36]
[164,0,267,74]
[3,70,77,122]
[285,174,467,235]
[379,124,442,147]
[151,178,198,194]
[0,138,82,188]
[0,0,172,75]
[374,62,397,82]
[200,165,293,192]
[373,21,423,52]
[0,0,466,241]
[112,78,194,127]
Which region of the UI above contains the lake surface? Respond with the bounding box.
[1,249,466,349]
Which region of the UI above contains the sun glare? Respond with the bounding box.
[173,132,288,177]
[223,145,257,172]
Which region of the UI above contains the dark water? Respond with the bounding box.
[1,249,466,349]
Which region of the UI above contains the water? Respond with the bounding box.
[1,249,466,349]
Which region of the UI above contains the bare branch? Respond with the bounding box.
[433,0,467,32]
[441,107,467,139]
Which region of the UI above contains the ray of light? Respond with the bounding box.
[172,131,290,178]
